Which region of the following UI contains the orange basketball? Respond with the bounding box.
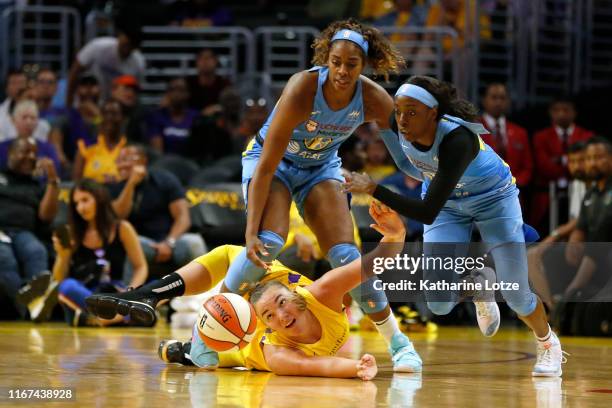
[196,293,258,352]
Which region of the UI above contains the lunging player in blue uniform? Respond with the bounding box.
[344,76,567,377]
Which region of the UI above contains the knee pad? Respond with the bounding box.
[426,301,456,316]
[225,230,285,294]
[327,243,360,269]
[503,290,538,317]
[349,277,388,314]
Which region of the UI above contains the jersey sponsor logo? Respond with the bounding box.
[306,119,319,132]
[304,137,333,151]
[347,110,360,121]
[287,140,300,154]
[311,110,321,116]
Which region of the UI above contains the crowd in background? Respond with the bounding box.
[1,0,611,336]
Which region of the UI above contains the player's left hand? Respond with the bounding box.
[356,353,378,381]
[342,172,377,195]
[369,201,405,240]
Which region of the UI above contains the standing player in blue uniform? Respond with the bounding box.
[86,20,422,373]
[344,76,567,377]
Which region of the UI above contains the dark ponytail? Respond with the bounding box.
[406,76,478,121]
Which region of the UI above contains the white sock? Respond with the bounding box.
[535,325,556,343]
[374,313,402,346]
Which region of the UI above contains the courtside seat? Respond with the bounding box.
[151,154,200,187]
[190,155,242,187]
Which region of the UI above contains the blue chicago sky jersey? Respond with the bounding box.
[257,66,365,167]
[399,115,515,199]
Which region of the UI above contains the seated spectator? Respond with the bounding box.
[364,139,396,181]
[66,22,144,105]
[374,0,428,55]
[563,137,612,299]
[0,100,61,173]
[147,77,199,155]
[187,48,232,114]
[0,138,59,321]
[111,75,148,143]
[73,99,127,183]
[360,0,396,21]
[51,75,101,164]
[338,135,367,173]
[110,145,207,277]
[234,97,269,153]
[168,0,233,27]
[531,95,593,233]
[527,141,590,308]
[479,82,532,193]
[52,179,148,326]
[414,0,491,73]
[0,87,52,143]
[0,69,27,119]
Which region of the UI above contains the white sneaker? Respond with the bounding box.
[474,301,501,337]
[532,331,567,377]
[470,267,500,337]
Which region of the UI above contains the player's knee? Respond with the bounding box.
[503,290,537,317]
[427,301,455,315]
[350,277,388,314]
[327,243,360,269]
[258,230,285,261]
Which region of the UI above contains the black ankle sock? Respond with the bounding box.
[136,273,186,301]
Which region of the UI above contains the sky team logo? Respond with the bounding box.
[287,140,300,154]
[304,137,333,151]
[306,119,319,132]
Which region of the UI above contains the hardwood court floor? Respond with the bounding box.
[1,322,611,407]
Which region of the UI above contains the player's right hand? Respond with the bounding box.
[246,235,271,270]
[356,354,378,381]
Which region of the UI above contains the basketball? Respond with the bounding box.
[196,293,257,352]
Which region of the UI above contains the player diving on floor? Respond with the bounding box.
[86,202,421,380]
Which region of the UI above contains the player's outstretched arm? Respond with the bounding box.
[307,202,405,312]
[263,344,377,380]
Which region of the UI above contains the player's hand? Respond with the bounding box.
[152,241,173,263]
[295,233,318,263]
[356,354,378,381]
[245,235,271,270]
[342,172,377,195]
[369,201,405,240]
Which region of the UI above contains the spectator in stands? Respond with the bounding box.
[338,136,367,173]
[0,138,59,321]
[374,0,428,55]
[479,83,533,192]
[0,69,27,119]
[110,75,148,143]
[360,0,395,21]
[66,24,145,105]
[147,77,199,155]
[168,0,233,27]
[563,137,612,299]
[73,99,126,183]
[531,96,593,233]
[110,144,207,277]
[364,139,396,181]
[527,141,590,308]
[234,97,269,153]
[52,179,148,326]
[51,76,101,164]
[414,0,491,74]
[0,87,52,144]
[187,48,232,114]
[0,100,61,172]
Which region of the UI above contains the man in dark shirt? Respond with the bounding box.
[565,137,612,297]
[187,48,231,114]
[110,144,206,277]
[0,138,59,320]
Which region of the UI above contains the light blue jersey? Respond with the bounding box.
[257,66,365,167]
[398,115,515,199]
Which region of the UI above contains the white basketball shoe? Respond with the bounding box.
[471,267,500,337]
[533,331,567,377]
